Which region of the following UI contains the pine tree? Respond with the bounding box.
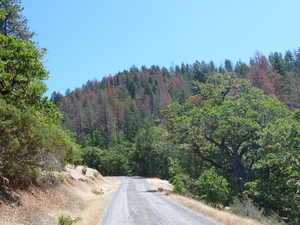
[0,0,35,41]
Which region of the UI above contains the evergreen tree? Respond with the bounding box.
[0,0,35,41]
[224,59,233,72]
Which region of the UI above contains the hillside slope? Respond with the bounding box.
[0,166,120,225]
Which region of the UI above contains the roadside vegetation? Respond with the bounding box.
[0,0,81,188]
[58,215,82,225]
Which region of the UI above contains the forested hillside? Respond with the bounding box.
[53,49,300,224]
[52,65,191,147]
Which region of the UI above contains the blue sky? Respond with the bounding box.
[22,0,300,97]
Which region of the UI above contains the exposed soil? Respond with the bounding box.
[0,165,120,225]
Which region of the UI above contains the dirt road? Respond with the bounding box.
[99,177,223,225]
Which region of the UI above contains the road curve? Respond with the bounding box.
[99,177,223,225]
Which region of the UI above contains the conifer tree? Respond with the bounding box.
[0,0,35,41]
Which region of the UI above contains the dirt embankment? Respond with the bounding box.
[0,165,121,225]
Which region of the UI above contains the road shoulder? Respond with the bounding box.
[145,178,262,225]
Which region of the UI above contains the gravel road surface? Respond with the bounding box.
[100,177,223,225]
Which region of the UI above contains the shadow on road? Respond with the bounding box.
[141,189,157,193]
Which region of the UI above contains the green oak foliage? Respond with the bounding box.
[192,72,250,106]
[163,73,300,223]
[163,75,290,188]
[244,114,300,224]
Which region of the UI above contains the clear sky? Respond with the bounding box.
[21,0,300,97]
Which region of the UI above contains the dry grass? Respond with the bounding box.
[146,178,264,225]
[168,193,263,225]
[0,165,121,225]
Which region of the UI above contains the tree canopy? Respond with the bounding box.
[0,34,61,122]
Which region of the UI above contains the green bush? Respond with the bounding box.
[58,215,82,225]
[98,149,131,176]
[92,189,104,195]
[192,169,230,205]
[171,175,187,195]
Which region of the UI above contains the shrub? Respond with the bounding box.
[0,99,80,186]
[81,165,87,175]
[92,189,104,195]
[192,168,230,206]
[171,175,187,195]
[157,188,164,192]
[230,196,284,225]
[58,215,82,225]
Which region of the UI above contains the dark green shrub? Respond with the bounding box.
[192,169,230,205]
[171,175,187,195]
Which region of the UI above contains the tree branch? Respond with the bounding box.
[193,142,223,169]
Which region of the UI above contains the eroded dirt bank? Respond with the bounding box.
[0,165,120,225]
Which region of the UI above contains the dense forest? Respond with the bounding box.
[1,1,300,224]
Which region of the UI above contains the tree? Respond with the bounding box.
[245,113,300,224]
[224,59,233,72]
[269,52,286,76]
[0,34,61,123]
[248,51,283,99]
[234,60,249,78]
[134,121,175,178]
[284,50,294,70]
[50,91,64,106]
[193,60,212,83]
[0,0,35,41]
[163,78,289,188]
[192,72,250,106]
[0,35,46,104]
[123,103,141,142]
